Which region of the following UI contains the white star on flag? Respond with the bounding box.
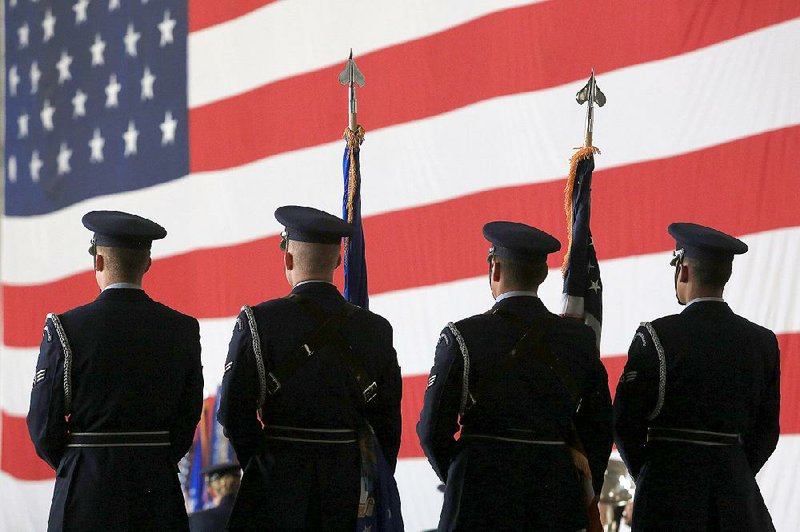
[141,66,156,100]
[160,110,177,145]
[105,74,122,108]
[124,24,141,57]
[589,280,602,293]
[7,156,18,183]
[40,100,56,131]
[56,51,74,85]
[73,0,90,25]
[108,0,120,11]
[17,114,29,138]
[18,23,30,49]
[30,62,41,94]
[29,151,43,182]
[42,9,56,43]
[57,142,73,175]
[9,66,20,96]
[72,89,88,117]
[158,11,176,47]
[123,121,139,156]
[90,34,106,66]
[89,129,105,162]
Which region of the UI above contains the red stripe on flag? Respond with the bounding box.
[189,0,800,172]
[5,126,799,347]
[189,0,276,32]
[4,333,798,479]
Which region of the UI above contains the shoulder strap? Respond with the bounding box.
[267,295,377,403]
[483,309,581,409]
[291,295,378,404]
[46,313,74,416]
[641,321,667,421]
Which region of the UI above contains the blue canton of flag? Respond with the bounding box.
[342,126,369,309]
[561,149,602,348]
[4,0,188,216]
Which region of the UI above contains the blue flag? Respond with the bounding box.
[187,428,205,512]
[561,148,602,348]
[342,126,369,309]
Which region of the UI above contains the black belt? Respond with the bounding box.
[647,427,742,446]
[264,425,358,444]
[67,431,171,448]
[460,427,565,445]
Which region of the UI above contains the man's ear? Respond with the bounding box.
[95,253,105,272]
[143,257,152,274]
[679,263,690,283]
[491,260,502,282]
[284,251,294,271]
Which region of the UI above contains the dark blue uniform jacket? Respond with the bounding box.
[417,295,612,531]
[27,288,203,531]
[613,300,780,531]
[217,281,402,531]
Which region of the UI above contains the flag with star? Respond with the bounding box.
[4,0,187,215]
[561,147,603,348]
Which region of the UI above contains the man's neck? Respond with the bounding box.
[682,284,724,303]
[493,281,539,300]
[98,276,143,291]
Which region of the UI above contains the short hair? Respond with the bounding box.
[287,240,340,274]
[97,246,150,281]
[686,257,732,288]
[498,257,548,289]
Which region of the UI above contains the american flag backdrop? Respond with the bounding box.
[2,1,800,530]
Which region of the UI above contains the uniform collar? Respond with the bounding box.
[685,296,725,308]
[681,298,731,317]
[491,292,547,315]
[495,290,539,303]
[293,279,335,288]
[290,280,342,299]
[96,287,151,302]
[103,282,143,291]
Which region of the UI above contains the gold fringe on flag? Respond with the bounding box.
[343,124,365,224]
[561,145,600,276]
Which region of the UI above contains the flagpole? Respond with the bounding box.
[339,51,369,308]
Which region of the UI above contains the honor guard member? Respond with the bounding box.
[418,221,613,531]
[613,223,780,531]
[27,211,204,531]
[189,462,242,532]
[217,206,402,531]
